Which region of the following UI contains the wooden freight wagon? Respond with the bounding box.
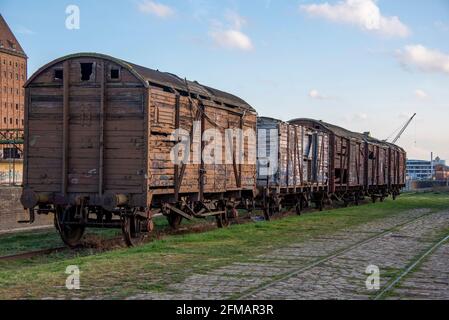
[257,117,329,217]
[289,119,368,204]
[386,142,407,198]
[289,118,406,204]
[20,53,257,246]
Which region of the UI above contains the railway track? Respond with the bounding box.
[374,231,449,300]
[0,246,67,262]
[0,213,260,262]
[0,203,372,263]
[237,210,437,300]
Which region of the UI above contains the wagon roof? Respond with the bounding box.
[289,118,404,150]
[25,52,255,112]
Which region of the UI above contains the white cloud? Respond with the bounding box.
[309,89,327,100]
[300,0,410,38]
[138,1,174,18]
[308,89,337,100]
[209,11,253,51]
[415,89,428,99]
[210,30,253,51]
[397,45,449,75]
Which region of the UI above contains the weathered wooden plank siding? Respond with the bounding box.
[26,57,147,197]
[148,88,257,196]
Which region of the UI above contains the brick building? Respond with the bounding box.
[0,14,27,160]
[435,164,449,181]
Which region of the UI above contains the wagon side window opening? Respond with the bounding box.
[80,63,94,81]
[304,134,313,158]
[110,67,121,80]
[54,69,63,81]
[334,168,348,184]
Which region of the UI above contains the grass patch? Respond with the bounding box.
[0,192,448,300]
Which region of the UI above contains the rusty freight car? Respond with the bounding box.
[289,119,406,205]
[256,117,330,217]
[20,53,257,246]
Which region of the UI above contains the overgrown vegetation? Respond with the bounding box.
[0,192,448,299]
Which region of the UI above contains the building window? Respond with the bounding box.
[3,148,20,159]
[9,118,12,124]
[3,117,6,124]
[15,119,18,125]
[16,104,18,110]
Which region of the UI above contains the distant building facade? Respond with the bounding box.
[0,14,27,160]
[406,157,447,181]
[406,159,433,180]
[435,164,449,181]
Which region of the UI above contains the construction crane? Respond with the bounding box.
[384,113,417,144]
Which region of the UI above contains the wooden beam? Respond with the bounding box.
[165,204,194,220]
[199,102,206,201]
[98,61,105,196]
[23,89,30,187]
[174,94,180,201]
[62,60,70,196]
[286,125,290,187]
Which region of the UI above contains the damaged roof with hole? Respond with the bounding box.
[25,52,255,112]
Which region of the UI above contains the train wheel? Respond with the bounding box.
[167,214,183,230]
[55,207,85,248]
[122,214,146,247]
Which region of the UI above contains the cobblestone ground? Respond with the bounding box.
[128,209,449,300]
[386,241,449,300]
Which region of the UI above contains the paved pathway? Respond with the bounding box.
[128,209,449,300]
[386,240,449,300]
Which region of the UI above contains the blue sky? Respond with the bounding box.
[1,0,449,160]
